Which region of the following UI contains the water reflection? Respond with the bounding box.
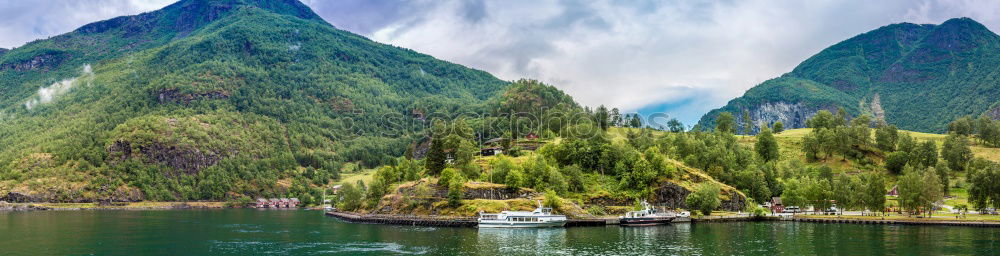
[476,228,568,254]
[2,210,999,255]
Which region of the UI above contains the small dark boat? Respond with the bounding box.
[619,201,676,226]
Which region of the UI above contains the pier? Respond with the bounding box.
[326,211,478,227]
[326,211,622,228]
[327,211,1000,228]
[791,217,1000,227]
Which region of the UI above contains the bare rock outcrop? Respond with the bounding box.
[0,52,68,72]
[108,140,225,175]
[737,102,834,134]
[156,88,230,104]
[650,181,746,211]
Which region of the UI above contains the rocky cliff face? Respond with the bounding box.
[156,88,230,104]
[108,140,227,175]
[650,181,746,211]
[734,102,833,133]
[0,51,68,72]
[869,93,886,121]
[733,96,888,133]
[986,104,1000,120]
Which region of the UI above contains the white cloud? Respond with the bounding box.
[315,0,1000,124]
[24,64,92,110]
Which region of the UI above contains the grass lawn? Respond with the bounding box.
[944,186,970,208]
[339,168,376,185]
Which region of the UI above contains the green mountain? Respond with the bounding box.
[0,0,509,201]
[698,18,1000,133]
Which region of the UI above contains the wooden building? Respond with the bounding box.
[770,197,784,213]
[887,185,899,196]
[480,147,503,156]
[525,133,539,140]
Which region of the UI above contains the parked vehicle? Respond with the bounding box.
[782,206,801,213]
[823,207,838,215]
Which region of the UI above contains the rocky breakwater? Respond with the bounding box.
[0,201,51,211]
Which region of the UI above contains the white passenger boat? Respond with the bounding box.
[477,202,568,228]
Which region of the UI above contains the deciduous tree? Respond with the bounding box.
[942,133,972,171]
[686,183,722,215]
[755,127,780,162]
[715,112,736,133]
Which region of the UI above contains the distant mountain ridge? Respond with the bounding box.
[698,17,1000,133]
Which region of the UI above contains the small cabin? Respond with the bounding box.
[525,133,539,140]
[887,185,899,197]
[279,198,291,208]
[269,198,281,208]
[331,185,343,195]
[289,198,300,207]
[480,147,503,156]
[770,197,784,213]
[256,198,269,208]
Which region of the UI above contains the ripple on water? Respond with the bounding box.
[219,223,264,233]
[210,240,428,255]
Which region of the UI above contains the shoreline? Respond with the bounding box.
[6,205,999,228]
[325,211,769,228]
[324,211,1000,228]
[0,201,229,211]
[325,211,612,227]
[790,216,1000,227]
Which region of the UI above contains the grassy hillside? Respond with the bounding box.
[345,144,747,217]
[335,118,763,217]
[735,127,998,211]
[739,128,1000,169]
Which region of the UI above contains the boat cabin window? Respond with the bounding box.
[507,217,542,222]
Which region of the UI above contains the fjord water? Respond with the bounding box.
[1,210,997,255]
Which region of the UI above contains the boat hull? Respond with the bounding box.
[619,217,675,226]
[478,220,567,228]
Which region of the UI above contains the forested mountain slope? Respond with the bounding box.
[0,0,508,202]
[698,18,1000,133]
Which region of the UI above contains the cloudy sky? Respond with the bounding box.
[2,0,999,125]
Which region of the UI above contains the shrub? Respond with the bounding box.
[447,179,464,207]
[505,169,524,188]
[685,183,721,215]
[336,183,364,211]
[438,168,463,187]
[544,189,562,209]
[586,205,607,216]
